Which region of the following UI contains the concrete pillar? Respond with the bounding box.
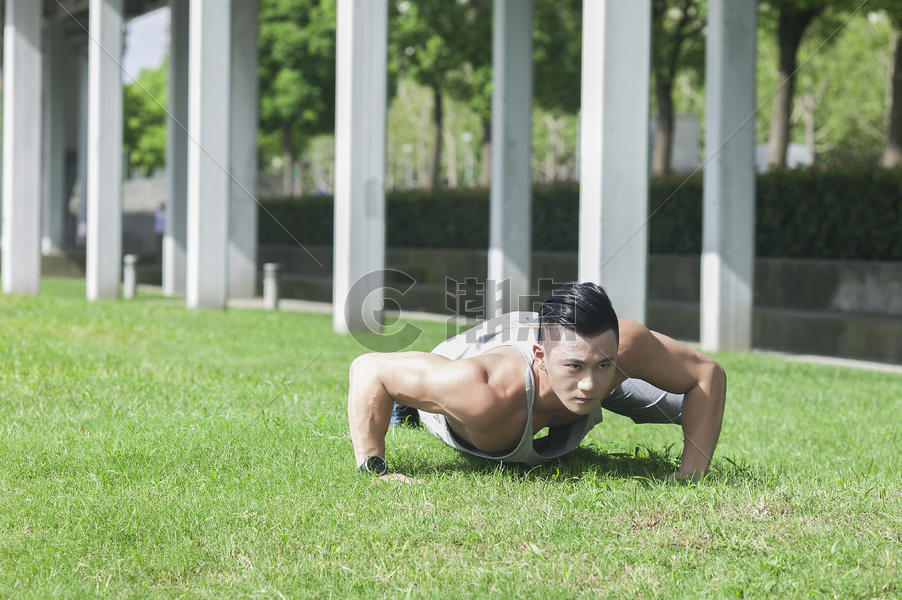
[187,0,232,308]
[86,0,124,301]
[76,47,90,247]
[333,0,388,334]
[42,19,67,256]
[164,0,189,296]
[577,0,651,323]
[2,0,43,295]
[487,0,533,317]
[701,0,757,351]
[228,0,259,299]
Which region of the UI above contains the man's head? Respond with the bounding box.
[534,283,620,415]
[537,282,619,344]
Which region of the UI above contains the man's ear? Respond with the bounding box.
[533,343,547,370]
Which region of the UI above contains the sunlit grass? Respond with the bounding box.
[1,278,899,598]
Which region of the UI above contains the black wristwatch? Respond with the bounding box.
[358,455,388,475]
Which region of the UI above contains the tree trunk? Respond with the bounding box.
[479,116,491,187]
[445,118,459,188]
[652,75,675,175]
[801,91,816,166]
[767,8,821,171]
[428,86,443,190]
[281,126,295,197]
[882,31,902,168]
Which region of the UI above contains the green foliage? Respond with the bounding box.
[259,170,902,261]
[123,59,168,175]
[387,188,489,248]
[533,0,582,114]
[757,168,902,259]
[389,0,492,117]
[755,5,893,165]
[258,0,337,159]
[388,0,584,117]
[260,194,333,246]
[389,0,485,90]
[650,0,706,91]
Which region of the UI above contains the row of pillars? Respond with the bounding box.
[332,0,756,351]
[2,0,259,309]
[2,0,756,352]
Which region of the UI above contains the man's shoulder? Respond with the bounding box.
[454,346,523,385]
[615,319,657,373]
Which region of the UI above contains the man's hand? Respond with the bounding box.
[667,469,703,483]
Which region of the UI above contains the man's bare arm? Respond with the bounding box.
[347,352,488,469]
[618,320,727,479]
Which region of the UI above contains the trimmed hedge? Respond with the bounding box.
[259,169,902,260]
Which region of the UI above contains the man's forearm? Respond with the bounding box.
[677,363,726,477]
[348,355,394,466]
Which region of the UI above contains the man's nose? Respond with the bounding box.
[578,375,597,393]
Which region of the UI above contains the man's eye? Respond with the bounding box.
[567,364,580,370]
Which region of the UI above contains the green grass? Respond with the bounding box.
[1,277,899,599]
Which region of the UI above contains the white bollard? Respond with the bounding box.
[123,254,138,299]
[262,262,280,310]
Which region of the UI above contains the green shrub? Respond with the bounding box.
[259,168,902,260]
[755,169,902,260]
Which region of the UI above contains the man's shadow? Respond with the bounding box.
[395,443,754,484]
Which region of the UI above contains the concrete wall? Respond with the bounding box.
[258,245,902,364]
[31,243,902,364]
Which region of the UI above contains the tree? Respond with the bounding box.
[442,22,492,187]
[533,0,581,182]
[755,8,895,167]
[533,0,581,115]
[760,0,827,170]
[389,0,587,189]
[650,0,705,175]
[258,0,336,196]
[123,59,168,176]
[876,3,902,167]
[389,0,491,190]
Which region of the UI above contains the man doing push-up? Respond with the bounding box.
[348,282,726,481]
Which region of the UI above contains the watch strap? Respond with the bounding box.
[358,455,388,475]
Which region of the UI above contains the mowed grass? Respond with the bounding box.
[1,278,899,599]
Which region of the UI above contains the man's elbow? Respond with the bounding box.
[349,353,381,390]
[708,360,727,406]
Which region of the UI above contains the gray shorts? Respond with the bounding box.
[603,379,683,424]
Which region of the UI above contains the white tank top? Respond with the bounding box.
[418,312,605,465]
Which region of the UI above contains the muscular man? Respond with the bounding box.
[348,282,726,481]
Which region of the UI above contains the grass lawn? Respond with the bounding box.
[1,277,899,598]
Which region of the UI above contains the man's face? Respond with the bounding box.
[536,328,618,415]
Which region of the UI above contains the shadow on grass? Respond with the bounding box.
[395,442,757,485]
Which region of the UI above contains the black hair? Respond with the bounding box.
[537,282,619,343]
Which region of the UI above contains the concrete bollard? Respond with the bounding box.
[123,254,138,300]
[263,263,281,310]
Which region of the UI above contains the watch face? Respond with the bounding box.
[364,456,387,475]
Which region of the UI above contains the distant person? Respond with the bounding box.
[348,282,726,482]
